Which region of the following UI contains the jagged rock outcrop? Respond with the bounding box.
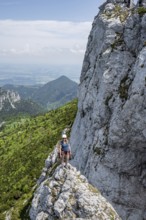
[0,88,44,120]
[0,88,20,111]
[29,148,121,220]
[37,147,59,185]
[70,1,146,220]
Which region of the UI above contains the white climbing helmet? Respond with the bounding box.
[62,134,67,138]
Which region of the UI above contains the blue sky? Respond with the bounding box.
[0,0,104,21]
[0,0,105,69]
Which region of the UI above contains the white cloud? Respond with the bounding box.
[0,20,92,65]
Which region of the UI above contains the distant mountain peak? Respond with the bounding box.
[32,76,78,109]
[47,75,77,84]
[58,75,69,80]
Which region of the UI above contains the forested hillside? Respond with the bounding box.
[0,99,77,219]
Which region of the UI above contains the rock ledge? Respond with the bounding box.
[29,149,120,220]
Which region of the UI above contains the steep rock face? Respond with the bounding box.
[30,148,120,220]
[70,1,146,220]
[0,88,20,111]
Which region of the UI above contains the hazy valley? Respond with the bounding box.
[0,63,81,86]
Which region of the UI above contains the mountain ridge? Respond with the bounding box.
[32,75,78,108]
[3,75,78,110]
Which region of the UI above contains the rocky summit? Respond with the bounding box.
[29,148,120,220]
[70,0,146,219]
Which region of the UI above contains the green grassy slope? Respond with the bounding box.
[0,99,77,220]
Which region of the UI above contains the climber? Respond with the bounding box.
[59,134,71,167]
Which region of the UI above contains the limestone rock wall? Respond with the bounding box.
[70,1,146,219]
[30,148,120,220]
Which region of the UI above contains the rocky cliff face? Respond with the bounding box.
[0,88,20,111]
[30,148,120,220]
[70,1,146,220]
